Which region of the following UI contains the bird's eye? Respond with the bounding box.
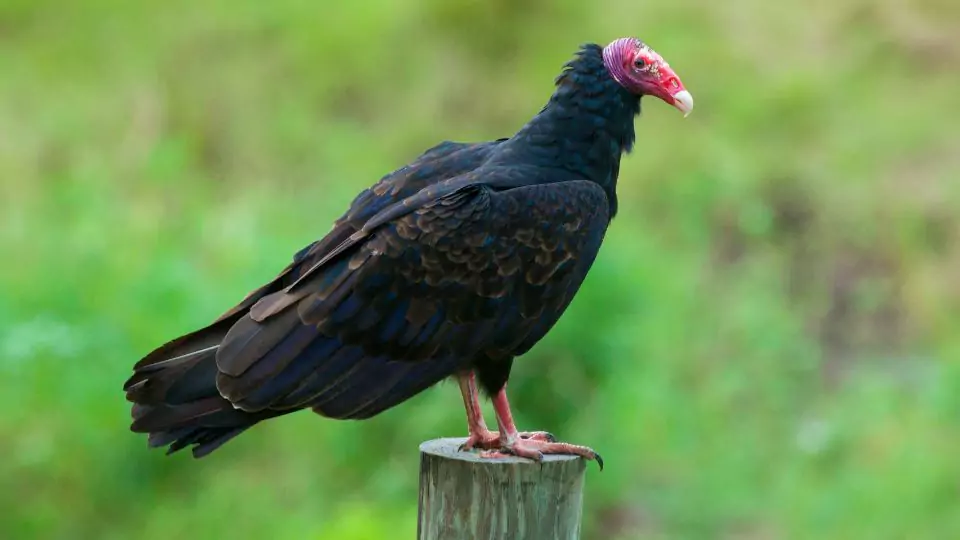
[634,58,647,69]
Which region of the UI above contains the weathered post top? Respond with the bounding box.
[417,437,587,540]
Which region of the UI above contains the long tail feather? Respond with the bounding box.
[124,319,282,458]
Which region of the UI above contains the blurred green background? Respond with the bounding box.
[2,0,959,538]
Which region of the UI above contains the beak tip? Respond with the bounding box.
[672,90,694,117]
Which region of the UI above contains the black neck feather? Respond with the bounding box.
[496,44,641,216]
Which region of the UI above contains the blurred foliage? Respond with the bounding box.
[1,0,959,538]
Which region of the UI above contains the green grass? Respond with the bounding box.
[2,0,959,538]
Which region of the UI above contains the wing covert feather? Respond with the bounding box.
[214,177,610,418]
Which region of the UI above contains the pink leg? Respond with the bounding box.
[456,373,555,451]
[457,372,498,450]
[480,384,603,469]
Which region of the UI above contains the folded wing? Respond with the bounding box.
[214,178,611,419]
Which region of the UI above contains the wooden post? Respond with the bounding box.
[417,437,587,540]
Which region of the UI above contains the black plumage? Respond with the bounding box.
[123,39,691,460]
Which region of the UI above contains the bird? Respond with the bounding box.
[123,37,693,467]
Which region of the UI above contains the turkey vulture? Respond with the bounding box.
[123,37,693,467]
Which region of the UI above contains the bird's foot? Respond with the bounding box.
[479,436,604,470]
[459,430,556,452]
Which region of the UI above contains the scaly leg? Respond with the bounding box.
[480,384,603,470]
[456,373,555,451]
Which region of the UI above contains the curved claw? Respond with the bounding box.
[518,431,556,443]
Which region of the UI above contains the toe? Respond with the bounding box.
[508,447,544,462]
[524,441,602,467]
[479,450,514,460]
[460,431,502,452]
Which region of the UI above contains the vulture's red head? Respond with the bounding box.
[603,37,694,117]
